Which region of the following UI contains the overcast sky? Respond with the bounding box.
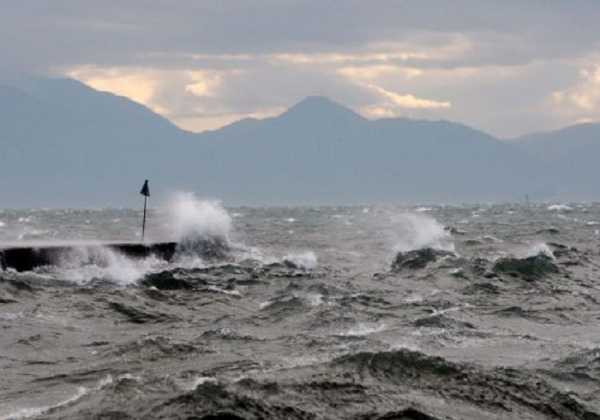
[2,1,599,137]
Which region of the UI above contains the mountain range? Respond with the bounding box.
[1,77,599,207]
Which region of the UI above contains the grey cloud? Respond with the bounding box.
[151,60,372,120]
[2,1,600,73]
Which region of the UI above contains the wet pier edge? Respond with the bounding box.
[0,242,177,272]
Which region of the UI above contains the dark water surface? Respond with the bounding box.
[1,202,600,419]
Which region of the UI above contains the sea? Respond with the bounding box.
[1,194,600,419]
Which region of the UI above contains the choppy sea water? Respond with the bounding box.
[1,197,600,419]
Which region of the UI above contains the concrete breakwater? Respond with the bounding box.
[0,242,177,272]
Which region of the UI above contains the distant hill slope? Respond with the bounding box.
[515,123,600,162]
[0,78,193,206]
[189,96,546,204]
[513,123,600,198]
[0,78,565,207]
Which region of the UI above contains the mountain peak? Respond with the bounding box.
[280,96,364,124]
[294,95,342,107]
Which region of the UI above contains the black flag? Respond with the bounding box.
[140,180,150,197]
[140,180,150,241]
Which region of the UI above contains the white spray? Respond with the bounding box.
[47,193,235,284]
[391,213,454,253]
[166,192,232,243]
[521,242,555,259]
[54,246,166,286]
[283,251,318,270]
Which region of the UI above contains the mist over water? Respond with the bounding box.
[2,203,600,419]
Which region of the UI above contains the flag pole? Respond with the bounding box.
[142,195,148,241]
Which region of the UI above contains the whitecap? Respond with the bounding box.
[482,235,503,243]
[279,355,328,369]
[117,373,142,382]
[259,300,273,310]
[404,294,424,304]
[0,386,88,420]
[390,341,421,351]
[340,322,386,336]
[207,285,241,297]
[181,376,217,391]
[283,251,318,270]
[548,204,573,211]
[0,312,24,321]
[305,293,324,306]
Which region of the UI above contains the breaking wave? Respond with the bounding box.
[283,251,318,270]
[523,242,555,259]
[52,246,166,286]
[391,213,454,253]
[15,194,237,285]
[3,194,321,286]
[548,204,573,211]
[167,192,232,246]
